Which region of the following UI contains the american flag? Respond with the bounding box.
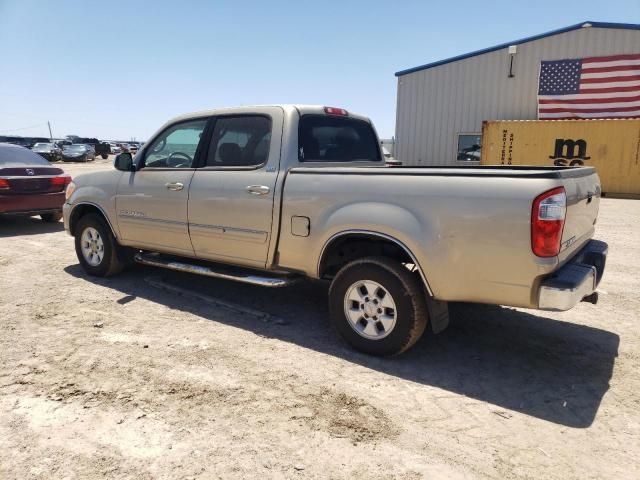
[537,53,640,119]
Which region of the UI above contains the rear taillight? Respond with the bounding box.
[0,178,9,190]
[324,106,348,116]
[532,187,566,257]
[50,175,72,187]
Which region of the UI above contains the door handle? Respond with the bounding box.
[165,182,184,191]
[246,185,270,195]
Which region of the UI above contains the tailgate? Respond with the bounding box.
[558,170,601,263]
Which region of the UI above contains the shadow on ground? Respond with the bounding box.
[64,263,618,428]
[0,216,64,237]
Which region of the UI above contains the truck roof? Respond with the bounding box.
[167,105,373,125]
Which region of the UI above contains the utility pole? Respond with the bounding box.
[47,121,53,140]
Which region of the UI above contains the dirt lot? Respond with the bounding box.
[1,158,639,479]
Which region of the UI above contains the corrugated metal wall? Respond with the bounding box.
[395,26,640,166]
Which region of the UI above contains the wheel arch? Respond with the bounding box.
[68,202,118,239]
[317,230,434,297]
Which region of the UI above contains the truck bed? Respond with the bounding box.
[289,165,597,179]
[279,164,601,309]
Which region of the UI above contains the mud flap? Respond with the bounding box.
[427,298,449,334]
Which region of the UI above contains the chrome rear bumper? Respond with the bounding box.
[538,239,608,311]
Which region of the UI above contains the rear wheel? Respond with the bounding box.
[328,256,428,356]
[74,213,127,277]
[40,212,62,222]
[101,154,108,159]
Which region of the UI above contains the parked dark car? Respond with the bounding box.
[0,136,31,149]
[32,142,62,162]
[0,136,52,149]
[0,143,71,222]
[62,144,95,162]
[74,137,111,159]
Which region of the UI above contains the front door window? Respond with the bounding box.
[144,119,207,168]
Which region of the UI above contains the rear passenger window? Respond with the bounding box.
[206,116,272,167]
[299,115,381,163]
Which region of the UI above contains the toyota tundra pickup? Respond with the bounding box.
[63,105,608,356]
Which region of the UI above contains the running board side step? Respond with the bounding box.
[134,253,299,288]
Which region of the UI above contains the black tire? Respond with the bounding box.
[74,213,126,277]
[40,211,63,222]
[101,154,108,159]
[328,257,428,356]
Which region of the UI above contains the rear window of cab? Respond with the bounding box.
[298,115,381,163]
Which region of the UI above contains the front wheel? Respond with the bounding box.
[74,213,126,277]
[328,257,429,356]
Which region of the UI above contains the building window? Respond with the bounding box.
[457,133,481,162]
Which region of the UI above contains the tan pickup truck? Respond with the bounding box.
[63,105,608,356]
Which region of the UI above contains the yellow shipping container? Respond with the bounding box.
[480,119,640,196]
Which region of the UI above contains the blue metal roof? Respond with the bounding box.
[395,21,640,77]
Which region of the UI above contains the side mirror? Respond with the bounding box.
[114,152,135,171]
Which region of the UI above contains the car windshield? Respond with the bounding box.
[0,144,51,166]
[65,145,85,151]
[33,143,53,150]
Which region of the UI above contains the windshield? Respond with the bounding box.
[298,115,381,163]
[65,145,85,151]
[33,143,53,150]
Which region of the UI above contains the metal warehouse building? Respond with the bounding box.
[394,21,640,166]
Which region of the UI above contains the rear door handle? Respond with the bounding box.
[246,185,270,195]
[165,182,184,191]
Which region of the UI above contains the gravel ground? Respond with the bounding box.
[1,159,638,479]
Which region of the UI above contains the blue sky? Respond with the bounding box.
[1,0,638,140]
